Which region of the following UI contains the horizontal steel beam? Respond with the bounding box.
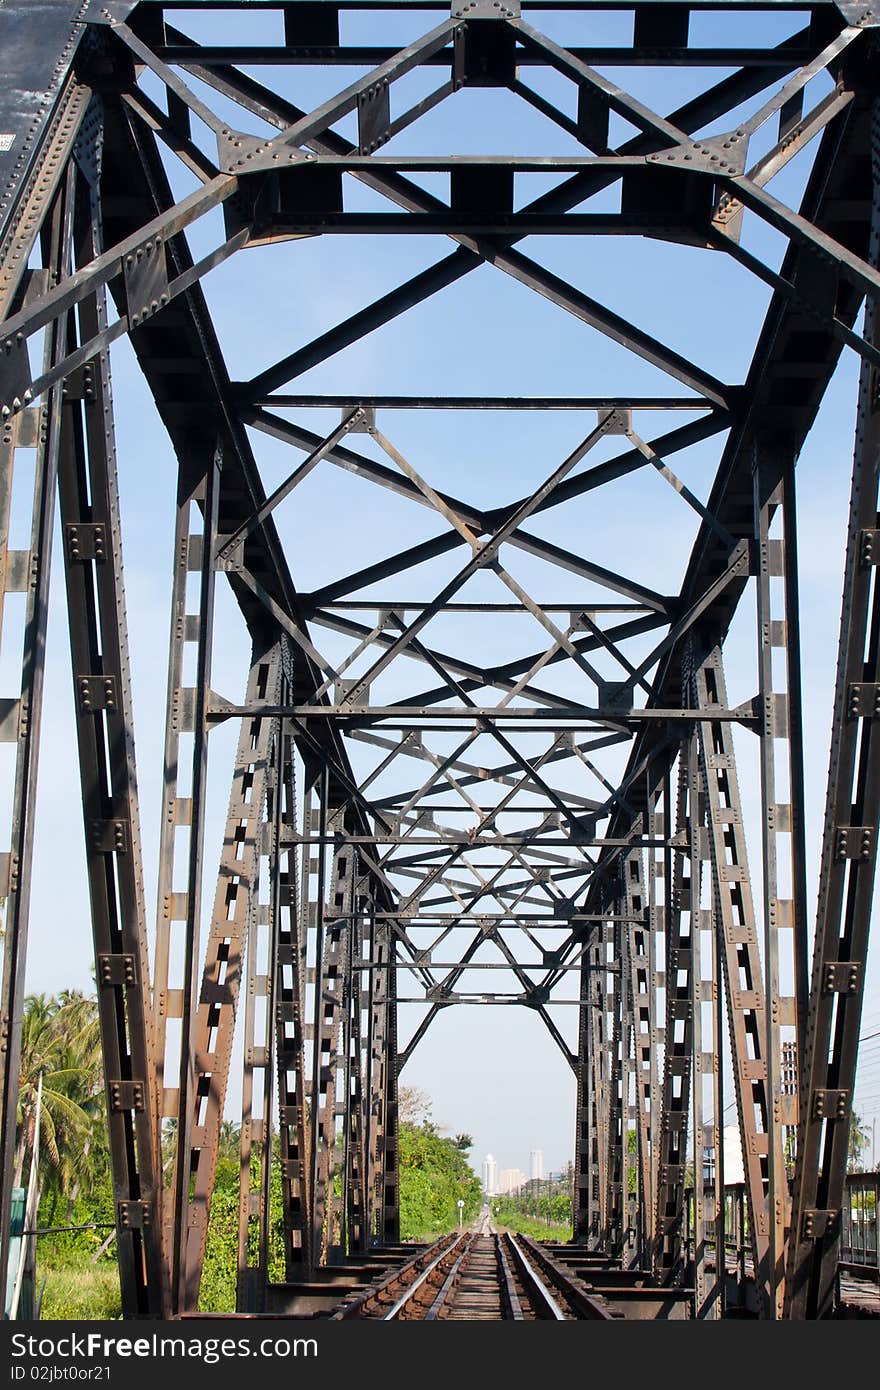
[257,396,711,411]
[208,703,758,724]
[157,45,814,69]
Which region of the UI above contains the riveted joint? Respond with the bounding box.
[834,825,874,860]
[822,960,862,994]
[66,522,107,564]
[97,953,137,987]
[117,1200,151,1230]
[77,674,118,714]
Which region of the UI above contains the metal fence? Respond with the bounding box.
[681,1173,879,1295]
[840,1173,879,1278]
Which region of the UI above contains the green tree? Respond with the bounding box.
[398,1119,482,1239]
[218,1119,241,1163]
[15,993,104,1195]
[848,1110,871,1173]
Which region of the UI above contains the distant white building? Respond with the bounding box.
[529,1148,544,1182]
[723,1126,745,1184]
[482,1154,498,1196]
[498,1167,527,1195]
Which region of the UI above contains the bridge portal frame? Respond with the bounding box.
[0,0,877,1321]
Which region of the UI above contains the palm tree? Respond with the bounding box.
[218,1120,241,1168]
[848,1111,871,1173]
[14,993,104,1195]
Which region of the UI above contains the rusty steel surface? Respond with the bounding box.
[0,0,879,1323]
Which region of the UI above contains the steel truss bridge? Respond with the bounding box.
[0,0,878,1323]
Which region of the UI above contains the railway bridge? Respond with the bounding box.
[0,0,879,1322]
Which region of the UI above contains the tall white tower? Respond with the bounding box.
[529,1148,544,1182]
[482,1153,498,1196]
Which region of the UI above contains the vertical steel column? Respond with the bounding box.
[53,154,166,1317]
[696,645,775,1318]
[0,169,73,1307]
[700,861,722,1317]
[382,936,400,1247]
[300,771,323,1257]
[787,92,880,1321]
[257,725,286,1292]
[753,438,808,1317]
[364,904,384,1245]
[343,864,369,1254]
[590,932,608,1248]
[320,836,354,1259]
[236,710,278,1312]
[624,849,653,1269]
[689,727,708,1312]
[620,897,635,1265]
[689,744,722,1319]
[272,721,312,1277]
[183,646,280,1307]
[573,925,593,1243]
[645,764,667,1253]
[654,745,693,1282]
[367,914,400,1246]
[151,428,220,1313]
[604,879,625,1258]
[305,766,334,1262]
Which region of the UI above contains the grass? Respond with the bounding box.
[492,1210,572,1242]
[39,1263,122,1320]
[399,1220,457,1243]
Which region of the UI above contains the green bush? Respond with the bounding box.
[399,1121,482,1240]
[31,1119,483,1315]
[199,1158,241,1313]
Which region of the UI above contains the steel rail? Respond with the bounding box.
[382,1233,471,1320]
[504,1235,569,1320]
[512,1234,616,1320]
[423,1236,479,1321]
[330,1232,460,1320]
[496,1237,525,1320]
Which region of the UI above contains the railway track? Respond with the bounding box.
[332,1221,614,1321]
